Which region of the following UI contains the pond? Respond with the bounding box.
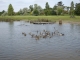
[0,21,80,60]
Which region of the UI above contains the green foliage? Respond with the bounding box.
[51,6,57,15]
[34,4,37,9]
[1,12,7,16]
[5,1,80,16]
[57,1,63,6]
[56,1,64,15]
[57,7,63,15]
[33,4,42,15]
[23,8,28,15]
[51,10,56,15]
[75,3,80,15]
[44,9,49,16]
[18,9,23,15]
[57,1,65,15]
[29,5,33,12]
[67,7,70,14]
[44,1,64,16]
[0,10,5,16]
[8,4,14,16]
[16,8,30,15]
[37,6,42,15]
[45,2,50,9]
[45,2,50,15]
[33,9,39,16]
[70,1,75,18]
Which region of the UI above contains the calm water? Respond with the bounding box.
[0,21,80,60]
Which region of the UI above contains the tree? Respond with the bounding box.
[57,6,63,15]
[34,4,38,10]
[56,1,64,15]
[45,2,50,15]
[33,4,42,16]
[67,7,70,14]
[29,5,33,12]
[37,6,43,15]
[51,5,57,15]
[1,12,7,16]
[18,9,23,15]
[70,1,75,18]
[45,2,50,9]
[33,9,39,16]
[57,1,63,6]
[0,10,5,16]
[8,4,14,16]
[75,3,80,15]
[23,8,28,15]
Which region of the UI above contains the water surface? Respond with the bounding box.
[0,21,80,60]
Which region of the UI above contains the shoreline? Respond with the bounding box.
[0,16,80,24]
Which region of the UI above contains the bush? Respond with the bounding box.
[33,9,39,16]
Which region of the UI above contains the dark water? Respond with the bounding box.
[0,21,80,60]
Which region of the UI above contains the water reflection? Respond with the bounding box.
[0,21,80,60]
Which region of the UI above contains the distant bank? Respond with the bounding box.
[0,16,80,22]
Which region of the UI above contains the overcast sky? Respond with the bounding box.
[0,0,80,12]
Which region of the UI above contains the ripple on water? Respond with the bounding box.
[0,21,80,60]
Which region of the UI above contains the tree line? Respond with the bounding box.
[0,1,80,17]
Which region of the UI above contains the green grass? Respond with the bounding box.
[0,16,80,22]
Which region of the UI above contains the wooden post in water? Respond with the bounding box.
[59,20,62,24]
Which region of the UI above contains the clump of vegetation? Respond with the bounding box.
[8,4,14,16]
[70,1,75,18]
[38,19,50,22]
[33,9,39,16]
[1,12,7,16]
[75,3,80,15]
